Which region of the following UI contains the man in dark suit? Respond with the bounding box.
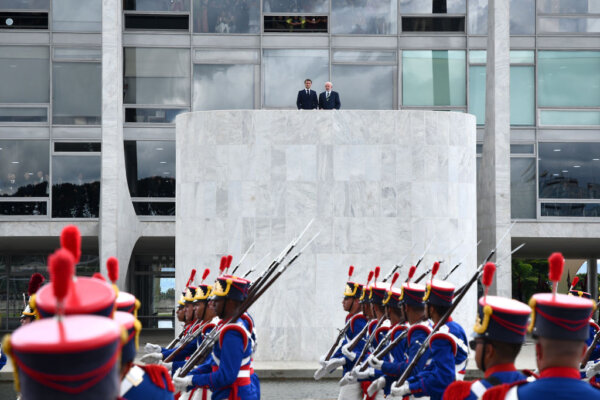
[319,81,341,110]
[296,78,318,110]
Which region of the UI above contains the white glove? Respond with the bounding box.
[341,343,356,361]
[367,376,386,397]
[339,371,357,387]
[367,355,383,370]
[586,361,600,378]
[173,373,194,392]
[354,367,375,380]
[318,355,327,367]
[161,360,173,371]
[391,382,411,397]
[145,343,162,354]
[314,357,346,380]
[140,352,163,364]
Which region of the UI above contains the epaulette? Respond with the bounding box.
[407,323,431,346]
[367,319,379,335]
[241,313,254,333]
[349,313,367,333]
[219,324,249,351]
[481,380,529,400]
[429,332,457,356]
[442,380,472,400]
[590,319,600,332]
[136,364,175,392]
[202,323,216,335]
[374,326,390,343]
[390,324,407,339]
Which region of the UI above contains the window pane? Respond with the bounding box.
[194,49,259,63]
[52,0,101,32]
[124,48,190,105]
[0,141,49,197]
[511,158,536,219]
[193,64,254,110]
[193,0,260,33]
[331,0,397,34]
[468,65,485,125]
[510,51,534,64]
[133,255,175,329]
[538,0,600,13]
[0,107,47,123]
[0,46,49,103]
[540,110,600,126]
[510,144,534,154]
[331,65,393,110]
[263,15,328,32]
[541,203,600,217]
[124,14,189,30]
[333,50,396,63]
[538,17,600,33]
[403,50,465,106]
[124,108,187,123]
[52,155,100,218]
[0,202,47,215]
[54,142,101,152]
[124,141,175,197]
[539,52,600,107]
[53,48,102,61]
[510,66,534,126]
[53,63,101,125]
[468,0,535,34]
[539,143,600,199]
[263,49,328,108]
[123,0,191,11]
[402,16,464,32]
[400,0,465,13]
[0,0,49,9]
[133,202,176,216]
[0,12,48,29]
[263,0,328,12]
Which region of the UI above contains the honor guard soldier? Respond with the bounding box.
[567,282,600,379]
[172,273,260,400]
[443,262,531,399]
[20,273,45,325]
[3,248,124,400]
[483,253,600,400]
[393,262,469,400]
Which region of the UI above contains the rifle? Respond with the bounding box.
[324,320,352,361]
[163,320,209,363]
[441,240,482,281]
[357,328,409,372]
[242,251,271,279]
[178,230,320,377]
[353,315,386,367]
[405,239,435,283]
[230,242,255,276]
[382,244,418,283]
[581,330,600,369]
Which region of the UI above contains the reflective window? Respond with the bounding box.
[0,46,49,103]
[133,202,176,216]
[0,107,47,123]
[541,203,600,217]
[54,142,101,152]
[331,0,397,34]
[333,50,396,63]
[511,158,536,219]
[124,48,190,106]
[331,65,393,110]
[52,0,101,32]
[125,108,188,123]
[538,0,600,13]
[538,51,600,107]
[263,0,328,12]
[0,12,48,29]
[194,49,259,63]
[193,0,260,33]
[539,143,600,199]
[263,15,328,32]
[400,0,465,13]
[124,141,175,198]
[402,16,465,31]
[263,49,329,108]
[511,144,535,154]
[53,48,102,61]
[403,50,465,106]
[52,155,101,218]
[0,0,49,9]
[193,64,254,110]
[538,17,600,33]
[132,255,175,329]
[124,14,189,30]
[0,141,49,197]
[53,63,101,125]
[540,110,600,126]
[468,0,535,34]
[124,0,191,11]
[0,202,47,216]
[468,65,485,124]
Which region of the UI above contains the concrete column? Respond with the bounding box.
[100,0,140,287]
[478,0,512,296]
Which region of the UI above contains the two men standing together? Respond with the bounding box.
[296,79,341,110]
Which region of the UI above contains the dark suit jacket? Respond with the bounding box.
[319,91,341,110]
[296,89,318,109]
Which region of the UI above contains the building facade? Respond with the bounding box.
[1,0,600,333]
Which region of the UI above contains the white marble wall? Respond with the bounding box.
[176,110,477,361]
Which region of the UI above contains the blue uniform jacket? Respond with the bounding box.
[333,313,368,374]
[407,320,469,400]
[122,365,175,400]
[444,364,526,400]
[189,315,259,400]
[0,346,6,371]
[161,321,200,362]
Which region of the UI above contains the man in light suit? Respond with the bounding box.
[319,81,341,110]
[296,78,319,109]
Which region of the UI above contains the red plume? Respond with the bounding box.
[60,225,81,264]
[408,265,416,281]
[366,271,374,285]
[432,261,440,278]
[49,248,75,303]
[186,269,197,288]
[571,276,580,290]
[482,262,496,288]
[348,265,354,278]
[226,255,233,269]
[548,252,564,283]
[219,256,227,273]
[107,257,119,283]
[202,268,210,283]
[390,272,400,289]
[27,273,45,296]
[374,266,381,283]
[92,272,106,282]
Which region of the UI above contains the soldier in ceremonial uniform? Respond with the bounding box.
[19,273,44,325]
[483,253,600,400]
[315,266,369,400]
[392,269,469,400]
[567,288,600,380]
[443,262,531,399]
[172,274,260,400]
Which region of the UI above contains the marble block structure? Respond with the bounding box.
[176,110,477,361]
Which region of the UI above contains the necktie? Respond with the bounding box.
[326,92,330,100]
[306,90,309,95]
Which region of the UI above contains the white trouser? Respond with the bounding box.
[180,388,211,400]
[338,382,363,400]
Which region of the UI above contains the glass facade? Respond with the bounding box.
[52,154,101,218]
[131,254,175,329]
